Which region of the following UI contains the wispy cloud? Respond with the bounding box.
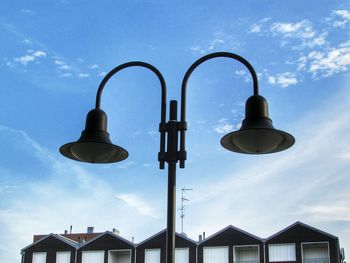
[249,23,261,33]
[20,9,35,15]
[185,81,350,241]
[88,64,99,69]
[331,10,350,28]
[0,125,162,262]
[14,50,46,65]
[190,31,242,55]
[99,71,107,76]
[270,20,327,49]
[267,72,298,88]
[296,197,350,221]
[115,193,159,218]
[249,11,350,82]
[54,59,71,70]
[0,125,54,162]
[213,118,238,134]
[298,41,350,78]
[78,73,90,78]
[117,161,135,169]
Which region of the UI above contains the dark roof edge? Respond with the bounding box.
[79,231,135,249]
[176,232,198,244]
[136,229,197,246]
[265,221,339,241]
[136,229,167,246]
[198,225,263,245]
[21,233,78,251]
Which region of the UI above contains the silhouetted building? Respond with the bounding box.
[21,222,345,263]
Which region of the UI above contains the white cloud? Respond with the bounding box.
[117,161,135,169]
[0,125,164,262]
[20,9,34,15]
[59,64,71,70]
[269,20,326,49]
[54,60,65,66]
[14,55,35,65]
[235,70,245,76]
[332,10,350,28]
[301,41,350,77]
[78,73,89,78]
[22,38,32,45]
[60,73,72,77]
[296,198,350,221]
[214,118,235,134]
[99,71,107,76]
[333,10,350,20]
[115,193,159,218]
[32,51,46,57]
[88,64,99,69]
[183,83,350,247]
[190,32,242,55]
[218,118,228,123]
[14,50,46,65]
[267,72,298,88]
[271,20,313,35]
[54,59,71,70]
[249,23,261,33]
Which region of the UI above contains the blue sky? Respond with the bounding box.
[1,0,350,262]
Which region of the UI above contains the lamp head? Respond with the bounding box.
[59,109,128,163]
[220,95,294,154]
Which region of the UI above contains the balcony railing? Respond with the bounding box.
[234,260,259,263]
[303,258,329,263]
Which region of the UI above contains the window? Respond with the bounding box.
[175,248,189,263]
[234,245,259,263]
[33,252,46,263]
[203,247,229,263]
[302,243,329,263]
[269,244,296,262]
[108,250,131,263]
[82,251,105,263]
[145,249,161,263]
[56,251,71,263]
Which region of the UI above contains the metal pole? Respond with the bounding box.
[167,162,176,263]
[166,100,178,263]
[181,189,184,233]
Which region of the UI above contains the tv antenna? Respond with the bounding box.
[180,187,193,234]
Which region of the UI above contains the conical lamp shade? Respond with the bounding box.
[60,109,128,163]
[221,95,294,154]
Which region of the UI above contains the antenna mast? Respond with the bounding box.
[180,187,193,234]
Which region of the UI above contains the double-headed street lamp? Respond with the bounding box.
[60,52,294,263]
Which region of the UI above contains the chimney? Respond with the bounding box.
[203,232,206,240]
[132,237,135,243]
[198,234,203,241]
[70,225,72,234]
[87,227,94,234]
[112,228,120,235]
[64,230,68,234]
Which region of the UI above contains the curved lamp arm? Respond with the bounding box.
[61,61,168,168]
[95,61,167,117]
[179,52,259,167]
[95,61,167,168]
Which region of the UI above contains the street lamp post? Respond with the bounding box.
[60,52,295,263]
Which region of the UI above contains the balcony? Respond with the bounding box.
[302,243,329,263]
[233,245,260,263]
[303,259,329,263]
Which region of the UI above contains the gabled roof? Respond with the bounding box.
[79,231,135,249]
[198,225,263,245]
[265,221,338,241]
[22,233,78,251]
[137,229,197,246]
